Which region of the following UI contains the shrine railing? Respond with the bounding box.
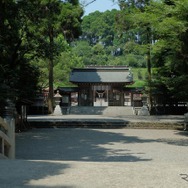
[0,116,15,159]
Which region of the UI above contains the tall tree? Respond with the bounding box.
[0,0,83,114]
[117,0,188,104]
[116,0,154,110]
[20,0,83,113]
[151,0,188,102]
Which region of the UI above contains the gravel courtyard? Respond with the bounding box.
[0,128,188,187]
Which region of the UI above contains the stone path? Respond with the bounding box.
[0,127,188,187]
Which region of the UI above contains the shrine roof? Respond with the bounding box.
[69,66,133,84]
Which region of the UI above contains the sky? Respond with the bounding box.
[83,0,120,16]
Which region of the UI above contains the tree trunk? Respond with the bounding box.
[48,27,54,114]
[48,58,54,114]
[146,44,153,111]
[146,27,153,112]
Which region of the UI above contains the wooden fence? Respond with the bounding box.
[0,116,15,159]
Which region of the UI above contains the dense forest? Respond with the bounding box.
[0,0,188,112]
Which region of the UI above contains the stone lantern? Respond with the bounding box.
[141,94,148,107]
[138,94,150,116]
[53,90,62,115]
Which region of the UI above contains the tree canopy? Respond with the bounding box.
[0,0,40,106]
[76,0,188,103]
[0,0,83,112]
[1,0,187,112]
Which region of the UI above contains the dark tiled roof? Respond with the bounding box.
[70,67,133,83]
[57,87,78,93]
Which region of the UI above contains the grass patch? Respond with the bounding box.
[129,68,147,87]
[130,80,146,87]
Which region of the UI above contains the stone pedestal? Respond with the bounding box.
[53,105,62,116]
[138,106,150,116]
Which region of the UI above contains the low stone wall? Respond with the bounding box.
[126,122,184,130]
[29,120,184,130]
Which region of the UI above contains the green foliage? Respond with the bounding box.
[21,0,83,113]
[0,0,40,104]
[73,9,147,68]
[0,0,84,111]
[1,0,187,108]
[150,0,188,101]
[81,9,118,46]
[54,51,84,87]
[115,0,188,102]
[130,68,147,87]
[72,40,92,65]
[130,80,146,88]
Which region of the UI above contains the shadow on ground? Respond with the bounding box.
[9,128,188,187]
[175,130,188,137]
[16,128,153,162]
[0,160,72,188]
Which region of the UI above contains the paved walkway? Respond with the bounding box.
[0,125,188,187]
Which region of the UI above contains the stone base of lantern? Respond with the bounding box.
[138,106,150,116]
[53,105,62,116]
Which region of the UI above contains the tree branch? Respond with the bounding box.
[84,0,97,7]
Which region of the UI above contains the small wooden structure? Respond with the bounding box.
[69,66,134,107]
[0,100,15,159]
[0,117,15,159]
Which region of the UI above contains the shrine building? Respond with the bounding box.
[68,66,135,107]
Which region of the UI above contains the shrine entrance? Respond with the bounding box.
[93,85,109,106]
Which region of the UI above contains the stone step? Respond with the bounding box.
[29,120,129,129]
[28,120,184,130]
[69,106,134,116]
